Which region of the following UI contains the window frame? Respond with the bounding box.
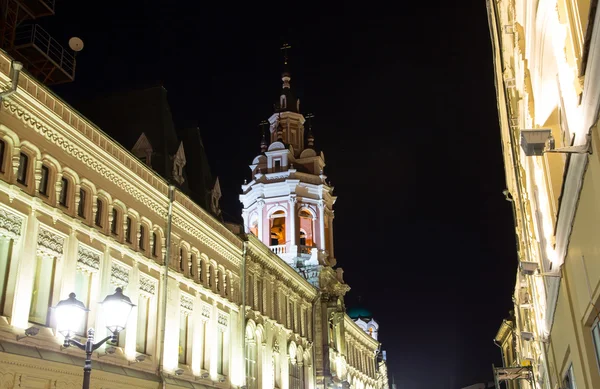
[59,177,69,208]
[78,187,87,219]
[39,164,50,197]
[16,152,29,186]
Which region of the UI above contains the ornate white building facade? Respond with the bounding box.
[0,49,390,389]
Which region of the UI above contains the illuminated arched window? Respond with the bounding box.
[269,210,286,246]
[298,209,314,247]
[245,328,257,389]
[249,213,259,237]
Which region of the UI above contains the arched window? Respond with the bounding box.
[298,210,314,247]
[289,356,302,389]
[78,187,88,218]
[249,214,259,237]
[95,198,104,227]
[190,253,196,278]
[16,152,29,186]
[59,177,69,207]
[269,210,286,246]
[39,164,50,196]
[245,329,257,389]
[152,231,158,257]
[139,224,147,251]
[0,139,6,174]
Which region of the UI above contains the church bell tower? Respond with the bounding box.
[239,51,338,287]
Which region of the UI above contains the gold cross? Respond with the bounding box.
[281,43,292,65]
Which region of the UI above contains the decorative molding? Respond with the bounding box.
[37,225,65,257]
[273,339,280,353]
[1,100,170,220]
[0,206,23,239]
[180,293,194,312]
[201,304,211,320]
[218,311,228,328]
[77,244,100,273]
[139,274,157,296]
[110,260,129,288]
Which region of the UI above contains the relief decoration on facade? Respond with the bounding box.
[110,260,129,288]
[0,206,23,239]
[77,244,101,273]
[37,226,65,257]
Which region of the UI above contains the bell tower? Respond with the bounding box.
[239,49,338,287]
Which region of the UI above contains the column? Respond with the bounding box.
[317,201,325,251]
[257,199,265,243]
[328,212,335,258]
[163,277,181,372]
[124,261,140,359]
[191,292,203,375]
[95,245,112,342]
[288,195,297,251]
[242,209,250,234]
[210,301,219,379]
[11,207,39,328]
[59,228,79,301]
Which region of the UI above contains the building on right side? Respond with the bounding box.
[487,0,600,388]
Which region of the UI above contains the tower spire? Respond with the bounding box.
[260,120,268,153]
[306,113,315,148]
[280,43,292,89]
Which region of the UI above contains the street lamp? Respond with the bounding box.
[55,287,135,389]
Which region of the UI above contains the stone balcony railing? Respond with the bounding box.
[270,244,287,254]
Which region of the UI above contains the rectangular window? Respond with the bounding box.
[592,321,600,373]
[0,140,5,173]
[274,159,281,171]
[111,209,118,235]
[563,364,577,389]
[139,224,146,250]
[152,232,158,257]
[125,217,132,243]
[95,199,103,227]
[59,178,69,207]
[179,312,189,364]
[217,329,224,374]
[29,254,56,325]
[16,153,28,185]
[39,165,49,196]
[0,238,13,315]
[78,189,86,218]
[136,296,149,354]
[74,270,91,335]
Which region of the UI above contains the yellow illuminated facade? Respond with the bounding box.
[487,0,600,388]
[0,49,389,389]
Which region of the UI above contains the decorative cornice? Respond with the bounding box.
[1,100,170,220]
[201,304,211,320]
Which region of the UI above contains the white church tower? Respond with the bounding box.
[239,67,337,286]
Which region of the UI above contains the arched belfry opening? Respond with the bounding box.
[270,210,286,246]
[298,209,314,247]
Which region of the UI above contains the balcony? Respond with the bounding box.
[19,0,55,18]
[12,23,75,84]
[270,245,287,254]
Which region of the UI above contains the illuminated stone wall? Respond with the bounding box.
[488,0,600,387]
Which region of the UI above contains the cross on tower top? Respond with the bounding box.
[281,43,292,65]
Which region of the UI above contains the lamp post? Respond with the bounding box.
[55,287,135,389]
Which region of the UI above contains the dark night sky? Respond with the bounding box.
[43,1,517,388]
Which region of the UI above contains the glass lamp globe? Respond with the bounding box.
[55,293,89,338]
[101,287,135,334]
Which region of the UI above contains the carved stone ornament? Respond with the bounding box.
[37,226,65,257]
[218,312,228,328]
[180,294,194,312]
[273,339,280,353]
[110,261,129,288]
[139,274,156,295]
[0,206,23,239]
[201,304,211,320]
[77,244,100,273]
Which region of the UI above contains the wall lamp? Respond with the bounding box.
[16,326,39,341]
[521,129,592,156]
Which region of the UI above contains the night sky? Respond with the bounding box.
[42,1,517,388]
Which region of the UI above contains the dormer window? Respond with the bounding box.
[131,133,153,167]
[274,159,281,172]
[172,142,186,185]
